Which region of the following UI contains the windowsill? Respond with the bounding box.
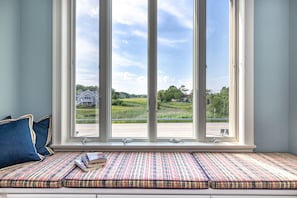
[52,142,256,152]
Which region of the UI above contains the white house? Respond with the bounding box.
[76,90,98,106]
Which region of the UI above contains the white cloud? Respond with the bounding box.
[74,0,194,92]
[158,37,187,47]
[76,0,99,18]
[132,30,147,39]
[157,71,192,91]
[112,71,147,94]
[112,53,146,69]
[75,32,99,86]
[207,75,229,92]
[158,0,193,29]
[76,68,99,86]
[76,36,99,66]
[132,30,188,47]
[112,0,147,26]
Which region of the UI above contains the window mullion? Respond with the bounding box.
[99,0,112,142]
[148,0,157,142]
[229,0,238,141]
[70,0,76,139]
[194,0,206,141]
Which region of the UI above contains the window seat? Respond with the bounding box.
[0,152,81,188]
[64,152,208,189]
[193,152,297,189]
[0,152,296,197]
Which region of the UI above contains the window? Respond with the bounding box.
[111,0,148,138]
[156,0,194,139]
[52,0,254,151]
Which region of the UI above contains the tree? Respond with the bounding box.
[158,90,166,102]
[179,85,189,95]
[112,89,120,100]
[206,87,229,119]
[158,85,187,102]
[162,86,183,102]
[76,84,98,94]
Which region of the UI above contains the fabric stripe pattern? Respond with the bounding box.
[192,152,297,189]
[0,152,81,188]
[64,152,209,189]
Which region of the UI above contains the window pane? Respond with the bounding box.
[74,0,100,137]
[111,0,148,138]
[74,0,100,138]
[206,0,231,137]
[157,0,194,138]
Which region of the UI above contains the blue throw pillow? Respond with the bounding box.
[33,115,54,156]
[0,114,43,169]
[1,115,12,120]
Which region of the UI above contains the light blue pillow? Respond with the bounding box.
[0,114,43,169]
[33,115,54,156]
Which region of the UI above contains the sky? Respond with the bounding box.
[75,0,229,95]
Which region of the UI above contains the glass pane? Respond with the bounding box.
[74,0,100,137]
[157,0,194,138]
[206,0,231,137]
[111,0,148,138]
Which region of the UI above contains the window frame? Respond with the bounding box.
[52,0,255,151]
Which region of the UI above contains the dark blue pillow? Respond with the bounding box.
[33,115,54,156]
[1,115,12,120]
[0,114,43,169]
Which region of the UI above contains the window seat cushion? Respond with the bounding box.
[1,152,296,190]
[0,152,81,188]
[63,152,209,189]
[192,152,297,189]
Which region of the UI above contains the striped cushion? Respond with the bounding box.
[0,152,81,188]
[193,152,297,189]
[64,152,209,189]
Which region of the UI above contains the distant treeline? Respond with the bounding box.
[76,85,146,98]
[76,84,229,119]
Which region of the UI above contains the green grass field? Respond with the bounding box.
[76,98,193,124]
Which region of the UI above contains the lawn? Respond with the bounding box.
[76,98,193,124]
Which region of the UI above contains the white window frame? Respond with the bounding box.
[52,0,255,151]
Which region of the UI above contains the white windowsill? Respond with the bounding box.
[52,142,256,152]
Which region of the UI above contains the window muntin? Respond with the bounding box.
[72,0,237,142]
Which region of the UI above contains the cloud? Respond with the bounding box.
[206,75,229,92]
[76,68,99,86]
[74,0,194,92]
[158,0,193,29]
[76,35,99,66]
[75,31,99,86]
[76,0,192,29]
[157,71,193,91]
[132,30,147,39]
[112,71,147,94]
[112,0,147,26]
[112,52,146,69]
[158,37,188,47]
[76,0,99,18]
[131,30,188,47]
